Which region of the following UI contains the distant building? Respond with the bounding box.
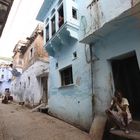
[12,40,26,74]
[0,63,12,94]
[11,25,49,106]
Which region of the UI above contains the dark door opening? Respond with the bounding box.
[41,76,48,105]
[111,52,140,120]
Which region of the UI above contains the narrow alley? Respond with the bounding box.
[1,0,140,140]
[0,101,91,140]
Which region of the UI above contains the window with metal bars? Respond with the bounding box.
[60,66,73,86]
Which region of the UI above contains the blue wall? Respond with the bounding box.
[48,41,93,130]
[92,20,140,114]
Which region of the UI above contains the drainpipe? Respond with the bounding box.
[89,44,107,140]
[85,44,94,114]
[89,44,95,122]
[89,44,94,98]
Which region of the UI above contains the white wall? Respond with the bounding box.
[11,61,49,105]
[79,0,132,40]
[0,67,12,94]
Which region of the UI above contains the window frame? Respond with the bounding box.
[1,74,4,79]
[72,7,78,19]
[58,3,64,28]
[45,24,49,42]
[29,47,34,59]
[51,15,56,36]
[60,65,73,86]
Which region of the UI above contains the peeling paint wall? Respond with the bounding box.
[23,31,48,70]
[79,0,132,40]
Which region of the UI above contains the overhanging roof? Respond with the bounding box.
[0,0,13,36]
[81,2,140,44]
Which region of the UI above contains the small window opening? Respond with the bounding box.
[30,48,33,58]
[51,16,56,36]
[24,82,26,89]
[73,51,77,59]
[60,66,73,86]
[20,82,21,88]
[72,8,77,19]
[56,62,58,69]
[58,4,64,28]
[1,74,4,79]
[46,25,49,42]
[28,77,30,86]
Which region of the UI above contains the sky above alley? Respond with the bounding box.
[0,0,44,58]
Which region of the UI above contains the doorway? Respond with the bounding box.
[41,76,48,105]
[111,51,140,120]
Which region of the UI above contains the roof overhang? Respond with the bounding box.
[80,2,140,44]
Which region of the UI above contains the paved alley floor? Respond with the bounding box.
[0,101,91,140]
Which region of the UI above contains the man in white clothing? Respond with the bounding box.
[106,90,132,133]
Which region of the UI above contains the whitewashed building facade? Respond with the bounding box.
[0,64,12,95]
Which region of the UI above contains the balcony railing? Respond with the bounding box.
[44,21,79,57]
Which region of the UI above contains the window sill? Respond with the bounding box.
[58,84,75,89]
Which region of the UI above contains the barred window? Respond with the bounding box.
[60,66,73,86]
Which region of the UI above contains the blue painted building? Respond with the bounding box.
[37,0,93,131]
[80,0,140,139]
[0,64,12,95]
[37,0,140,139]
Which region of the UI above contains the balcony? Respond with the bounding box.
[36,0,79,57]
[44,21,79,57]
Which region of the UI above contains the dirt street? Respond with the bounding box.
[0,102,91,140]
